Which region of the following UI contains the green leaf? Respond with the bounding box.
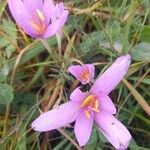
[131,42,150,61]
[5,45,15,58]
[0,55,9,82]
[0,63,9,82]
[140,26,150,43]
[0,36,9,49]
[1,19,17,44]
[79,31,105,52]
[0,83,14,104]
[129,139,139,150]
[109,21,121,41]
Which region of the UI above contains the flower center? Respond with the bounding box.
[30,9,46,35]
[80,95,100,119]
[81,70,90,81]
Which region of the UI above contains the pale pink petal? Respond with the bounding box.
[42,0,54,25]
[8,0,39,37]
[75,111,94,146]
[68,65,84,80]
[95,111,131,149]
[51,3,65,21]
[42,21,58,38]
[85,64,95,82]
[68,64,95,84]
[96,92,116,114]
[91,54,131,95]
[23,0,43,13]
[8,0,24,24]
[42,10,68,39]
[57,10,69,29]
[70,87,88,103]
[31,101,80,132]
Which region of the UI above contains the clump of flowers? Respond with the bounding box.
[8,0,69,39]
[32,54,132,149]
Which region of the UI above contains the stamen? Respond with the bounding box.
[36,9,45,21]
[92,108,100,112]
[80,95,100,118]
[30,20,45,34]
[82,70,90,81]
[95,99,99,109]
[80,95,95,108]
[85,110,91,118]
[30,21,40,32]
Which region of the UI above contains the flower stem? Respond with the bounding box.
[40,39,52,54]
[56,33,62,56]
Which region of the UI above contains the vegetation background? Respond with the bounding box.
[0,0,149,149]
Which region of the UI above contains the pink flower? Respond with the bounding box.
[32,54,132,149]
[67,64,95,84]
[8,0,69,39]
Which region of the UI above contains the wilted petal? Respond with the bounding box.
[68,64,95,84]
[95,111,131,149]
[91,54,131,95]
[70,87,88,103]
[75,111,94,146]
[96,92,116,114]
[32,101,80,132]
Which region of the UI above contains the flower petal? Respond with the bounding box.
[91,54,131,95]
[86,64,95,82]
[42,0,54,25]
[51,3,65,21]
[8,0,39,37]
[95,111,131,149]
[96,92,116,114]
[23,0,43,13]
[70,87,88,103]
[42,9,68,39]
[68,64,95,84]
[31,101,80,132]
[75,111,94,146]
[8,0,23,24]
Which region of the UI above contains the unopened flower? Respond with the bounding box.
[67,64,95,84]
[8,0,69,39]
[32,54,132,149]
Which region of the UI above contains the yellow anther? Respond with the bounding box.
[85,110,91,118]
[36,9,45,21]
[92,108,100,112]
[95,99,99,109]
[82,70,90,81]
[30,21,40,32]
[80,95,95,108]
[80,95,100,118]
[30,20,45,34]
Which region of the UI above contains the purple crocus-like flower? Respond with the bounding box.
[32,54,132,149]
[67,64,95,84]
[8,0,69,39]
